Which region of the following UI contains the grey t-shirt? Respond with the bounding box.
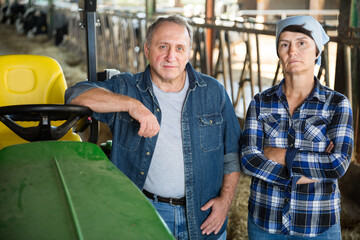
[143,74,189,198]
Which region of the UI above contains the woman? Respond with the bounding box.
[240,15,354,239]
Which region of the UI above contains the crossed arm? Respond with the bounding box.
[264,141,334,184]
[241,95,353,186]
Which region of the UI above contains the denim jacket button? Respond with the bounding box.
[146,152,150,156]
[140,171,145,175]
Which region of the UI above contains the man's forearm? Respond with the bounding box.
[70,87,135,113]
[220,171,240,207]
[70,87,160,138]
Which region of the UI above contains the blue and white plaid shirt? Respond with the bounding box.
[241,77,353,237]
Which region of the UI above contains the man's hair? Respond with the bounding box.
[280,24,320,57]
[146,15,193,47]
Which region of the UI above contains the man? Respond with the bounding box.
[65,15,241,240]
[241,16,353,239]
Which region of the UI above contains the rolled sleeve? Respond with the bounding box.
[221,86,242,174]
[65,82,99,104]
[224,152,240,174]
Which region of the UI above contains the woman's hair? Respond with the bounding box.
[146,15,193,48]
[279,24,320,57]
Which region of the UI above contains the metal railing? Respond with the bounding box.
[46,4,360,120]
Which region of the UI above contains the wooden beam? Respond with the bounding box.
[146,0,156,18]
[205,0,215,75]
[350,0,360,163]
[334,0,351,97]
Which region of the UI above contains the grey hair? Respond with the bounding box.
[146,15,193,48]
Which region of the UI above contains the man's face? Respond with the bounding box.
[278,31,318,75]
[144,22,191,87]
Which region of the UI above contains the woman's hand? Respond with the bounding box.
[263,147,287,165]
[263,142,334,184]
[296,141,334,184]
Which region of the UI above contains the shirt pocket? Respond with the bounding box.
[198,114,223,152]
[258,113,281,139]
[117,113,141,151]
[303,116,330,142]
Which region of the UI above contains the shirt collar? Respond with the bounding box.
[310,77,327,103]
[267,76,327,103]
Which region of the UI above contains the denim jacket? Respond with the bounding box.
[65,63,241,240]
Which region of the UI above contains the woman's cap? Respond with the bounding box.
[276,15,330,65]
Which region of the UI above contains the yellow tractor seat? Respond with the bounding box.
[0,55,81,149]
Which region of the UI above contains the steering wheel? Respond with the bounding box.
[0,104,93,142]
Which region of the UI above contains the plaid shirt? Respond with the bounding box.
[241,78,353,237]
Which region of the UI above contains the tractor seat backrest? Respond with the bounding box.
[0,54,81,149]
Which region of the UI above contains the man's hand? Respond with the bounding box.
[128,99,160,138]
[200,172,240,235]
[200,196,230,235]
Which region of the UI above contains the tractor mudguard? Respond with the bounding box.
[0,141,174,240]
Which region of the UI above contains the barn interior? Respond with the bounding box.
[0,0,359,239]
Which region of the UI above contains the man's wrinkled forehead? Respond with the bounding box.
[152,22,191,46]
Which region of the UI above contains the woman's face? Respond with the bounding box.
[278,31,318,76]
